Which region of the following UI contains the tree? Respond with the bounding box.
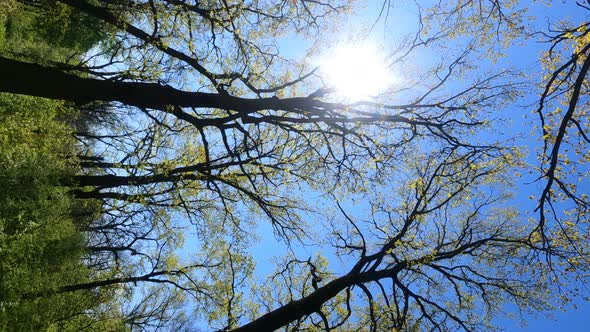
[533,2,590,248]
[1,0,588,331]
[0,92,126,331]
[228,146,547,331]
[0,4,127,330]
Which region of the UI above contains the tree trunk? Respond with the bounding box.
[232,264,405,332]
[0,57,317,114]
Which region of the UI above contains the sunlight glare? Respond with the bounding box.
[320,43,393,101]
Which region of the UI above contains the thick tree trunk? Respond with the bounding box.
[231,265,405,332]
[0,57,230,108]
[0,57,318,113]
[233,274,355,332]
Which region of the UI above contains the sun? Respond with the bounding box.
[320,43,393,101]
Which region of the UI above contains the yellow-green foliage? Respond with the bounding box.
[0,0,104,62]
[0,94,121,331]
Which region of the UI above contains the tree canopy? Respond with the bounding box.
[1,0,589,331]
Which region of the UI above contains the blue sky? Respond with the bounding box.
[492,3,590,330]
[102,0,589,328]
[249,1,590,330]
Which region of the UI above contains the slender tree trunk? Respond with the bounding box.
[27,270,174,299]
